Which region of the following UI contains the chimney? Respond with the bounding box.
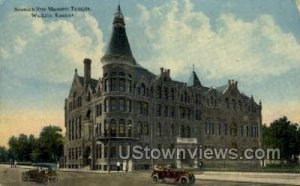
[84,58,91,89]
[160,67,164,75]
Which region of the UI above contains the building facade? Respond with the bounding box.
[64,5,262,171]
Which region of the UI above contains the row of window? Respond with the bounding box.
[68,116,82,140]
[104,98,131,112]
[69,96,82,112]
[68,147,82,160]
[205,122,259,137]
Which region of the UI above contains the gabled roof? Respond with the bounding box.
[215,84,229,94]
[78,76,98,90]
[187,71,202,87]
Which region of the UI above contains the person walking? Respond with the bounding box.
[116,161,121,171]
[14,160,17,168]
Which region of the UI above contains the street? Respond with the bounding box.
[0,166,295,186]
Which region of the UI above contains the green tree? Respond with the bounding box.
[0,146,8,162]
[8,134,37,161]
[38,125,64,162]
[262,116,300,161]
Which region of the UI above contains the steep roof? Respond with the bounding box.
[187,71,202,87]
[101,5,135,64]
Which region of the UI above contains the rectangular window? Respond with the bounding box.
[119,99,125,111]
[164,105,168,117]
[157,104,162,117]
[224,124,228,135]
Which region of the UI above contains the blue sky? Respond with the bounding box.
[0,0,300,146]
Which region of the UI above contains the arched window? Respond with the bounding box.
[180,125,185,137]
[157,123,162,136]
[186,126,191,138]
[140,84,145,96]
[225,98,229,108]
[238,100,242,110]
[232,99,236,110]
[119,119,125,137]
[78,96,82,107]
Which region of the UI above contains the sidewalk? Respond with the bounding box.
[195,171,300,185]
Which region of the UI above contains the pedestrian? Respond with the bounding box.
[116,161,120,171]
[122,160,127,172]
[9,159,12,168]
[14,160,17,168]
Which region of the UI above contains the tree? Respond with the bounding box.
[262,116,300,162]
[0,146,8,162]
[7,134,37,162]
[38,125,64,162]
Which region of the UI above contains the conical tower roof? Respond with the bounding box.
[101,5,136,64]
[187,69,202,87]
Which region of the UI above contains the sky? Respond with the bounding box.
[0,0,300,147]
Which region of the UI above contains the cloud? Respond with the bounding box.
[0,12,105,84]
[135,0,300,84]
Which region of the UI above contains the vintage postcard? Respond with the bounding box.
[0,0,300,185]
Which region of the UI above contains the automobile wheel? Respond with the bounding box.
[152,174,159,183]
[22,173,29,181]
[43,178,49,185]
[180,176,189,185]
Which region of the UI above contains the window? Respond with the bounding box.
[164,87,168,100]
[143,102,148,115]
[224,124,228,135]
[119,119,125,137]
[78,97,82,107]
[180,125,185,137]
[157,104,162,117]
[157,86,162,99]
[140,84,145,95]
[127,120,132,137]
[126,100,131,112]
[240,126,244,136]
[171,124,175,136]
[96,104,102,116]
[137,122,143,135]
[110,99,117,111]
[143,122,149,135]
[218,123,221,135]
[157,123,162,136]
[119,99,125,111]
[225,98,229,109]
[186,126,191,138]
[119,78,125,91]
[171,88,175,100]
[170,106,175,118]
[110,119,116,137]
[164,106,168,117]
[111,78,118,91]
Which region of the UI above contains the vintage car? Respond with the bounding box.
[151,165,195,185]
[22,163,58,184]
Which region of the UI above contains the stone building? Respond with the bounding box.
[63,5,262,171]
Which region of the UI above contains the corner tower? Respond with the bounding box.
[101,5,136,65]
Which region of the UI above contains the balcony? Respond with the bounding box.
[176,137,197,144]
